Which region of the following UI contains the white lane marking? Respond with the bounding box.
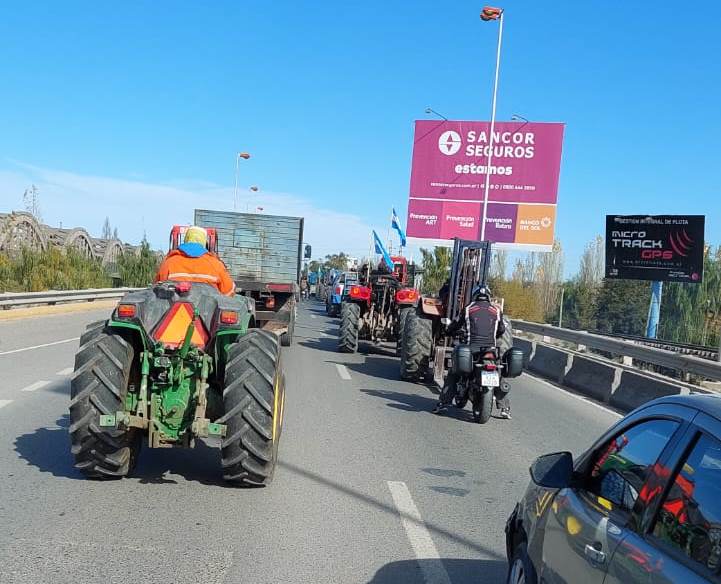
[0,337,79,356]
[56,367,74,376]
[335,364,352,380]
[0,400,12,410]
[526,373,623,419]
[21,380,51,393]
[387,481,452,584]
[310,314,317,319]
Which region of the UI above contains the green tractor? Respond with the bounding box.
[69,279,285,486]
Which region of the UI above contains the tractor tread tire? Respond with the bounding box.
[400,309,433,381]
[338,302,360,353]
[69,323,139,479]
[221,329,283,487]
[396,306,413,355]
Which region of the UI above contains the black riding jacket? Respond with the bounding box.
[447,299,505,352]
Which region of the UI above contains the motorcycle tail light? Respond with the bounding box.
[484,363,497,371]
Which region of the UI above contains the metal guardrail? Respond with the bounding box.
[514,321,721,382]
[0,288,139,309]
[590,330,719,361]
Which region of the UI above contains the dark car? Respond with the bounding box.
[506,394,721,584]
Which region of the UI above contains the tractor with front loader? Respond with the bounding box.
[337,256,419,353]
[399,239,522,420]
[69,228,285,486]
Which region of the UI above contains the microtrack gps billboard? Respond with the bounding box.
[407,120,565,250]
[605,215,705,283]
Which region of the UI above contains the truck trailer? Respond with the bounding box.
[195,209,303,346]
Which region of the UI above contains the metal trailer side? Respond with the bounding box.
[194,209,303,345]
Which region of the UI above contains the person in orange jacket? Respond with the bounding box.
[155,226,235,296]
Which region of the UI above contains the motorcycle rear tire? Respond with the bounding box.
[472,388,493,424]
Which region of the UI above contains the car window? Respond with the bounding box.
[587,419,679,512]
[652,434,721,579]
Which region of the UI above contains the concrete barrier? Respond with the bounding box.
[564,355,618,404]
[610,370,686,412]
[528,344,571,385]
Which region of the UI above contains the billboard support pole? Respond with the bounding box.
[480,10,504,242]
[645,280,663,339]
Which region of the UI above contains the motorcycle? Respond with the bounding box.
[451,344,521,423]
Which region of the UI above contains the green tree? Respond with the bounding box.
[324,252,349,271]
[117,241,160,287]
[420,246,451,295]
[594,279,650,335]
[659,246,721,345]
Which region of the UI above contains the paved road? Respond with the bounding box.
[0,301,621,584]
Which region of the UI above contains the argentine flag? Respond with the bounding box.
[391,208,407,247]
[373,230,395,269]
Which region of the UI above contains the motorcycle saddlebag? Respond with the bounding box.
[452,345,474,376]
[502,347,524,378]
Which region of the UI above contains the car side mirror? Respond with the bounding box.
[530,451,574,489]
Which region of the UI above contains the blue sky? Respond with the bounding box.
[1,1,719,274]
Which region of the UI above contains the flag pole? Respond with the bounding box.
[480,8,504,242]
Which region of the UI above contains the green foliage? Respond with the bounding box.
[117,241,161,287]
[324,252,349,271]
[558,279,598,330]
[594,279,650,335]
[420,247,451,295]
[658,246,721,346]
[0,248,111,292]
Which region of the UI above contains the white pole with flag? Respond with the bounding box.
[480,6,504,242]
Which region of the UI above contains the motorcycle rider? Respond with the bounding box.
[155,226,235,296]
[432,285,512,419]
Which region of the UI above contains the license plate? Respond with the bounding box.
[481,370,500,387]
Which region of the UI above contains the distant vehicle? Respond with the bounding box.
[326,271,357,317]
[506,394,721,584]
[195,209,303,347]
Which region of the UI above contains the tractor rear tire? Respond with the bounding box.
[338,302,360,353]
[396,307,413,355]
[281,312,295,347]
[400,309,433,381]
[220,329,284,487]
[69,323,141,479]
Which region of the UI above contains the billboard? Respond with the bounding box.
[407,120,565,250]
[605,215,705,283]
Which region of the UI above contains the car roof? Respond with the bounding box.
[645,393,721,422]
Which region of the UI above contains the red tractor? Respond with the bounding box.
[338,256,419,353]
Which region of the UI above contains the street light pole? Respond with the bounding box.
[480,7,504,242]
[233,152,251,211]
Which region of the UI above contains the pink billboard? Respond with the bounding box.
[407,120,565,249]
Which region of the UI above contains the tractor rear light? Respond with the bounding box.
[117,304,136,318]
[220,310,238,325]
[349,286,371,300]
[396,289,418,303]
[265,296,276,309]
[175,281,192,294]
[335,286,342,295]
